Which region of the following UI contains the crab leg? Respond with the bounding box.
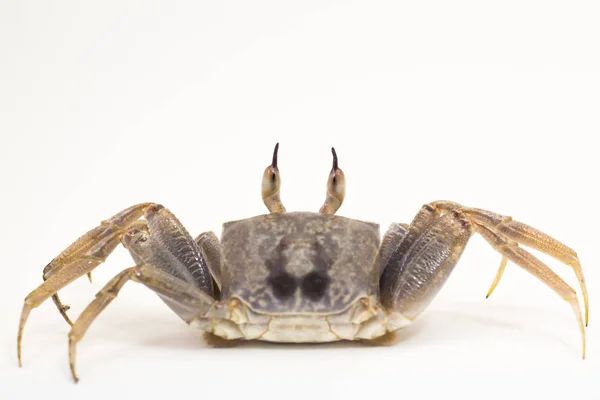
[485,257,508,298]
[380,202,586,358]
[18,203,153,366]
[39,203,154,325]
[40,204,153,282]
[41,219,151,325]
[195,231,223,291]
[475,223,585,357]
[432,201,589,326]
[378,222,409,276]
[68,264,215,382]
[128,205,215,296]
[18,203,215,367]
[123,222,221,309]
[380,204,473,321]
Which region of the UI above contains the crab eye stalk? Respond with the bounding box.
[262,143,286,213]
[319,147,345,215]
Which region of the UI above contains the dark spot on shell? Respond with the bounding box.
[301,272,330,301]
[268,273,297,299]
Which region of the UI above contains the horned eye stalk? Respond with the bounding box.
[262,144,345,215]
[319,147,345,215]
[262,143,286,213]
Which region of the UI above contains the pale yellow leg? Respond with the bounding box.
[68,264,215,382]
[476,224,586,359]
[486,257,508,299]
[18,203,155,367]
[433,201,589,326]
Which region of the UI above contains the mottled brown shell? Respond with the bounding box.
[220,212,380,314]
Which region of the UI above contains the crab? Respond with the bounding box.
[18,144,589,382]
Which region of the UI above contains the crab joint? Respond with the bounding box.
[360,298,375,314]
[351,297,377,324]
[228,298,240,311]
[228,298,248,324]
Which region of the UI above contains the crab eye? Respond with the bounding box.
[319,147,345,215]
[268,273,297,300]
[301,272,329,301]
[261,144,285,213]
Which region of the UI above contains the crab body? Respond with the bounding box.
[17,144,589,382]
[193,212,408,342]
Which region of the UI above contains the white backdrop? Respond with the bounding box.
[1,1,598,399]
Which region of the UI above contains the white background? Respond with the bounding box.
[1,1,599,399]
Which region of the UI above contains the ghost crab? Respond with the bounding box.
[18,144,588,382]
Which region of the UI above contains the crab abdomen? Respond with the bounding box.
[190,296,413,342]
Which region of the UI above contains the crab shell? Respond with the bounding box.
[191,212,412,342]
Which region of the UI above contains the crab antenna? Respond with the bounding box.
[319,147,346,215]
[262,143,286,213]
